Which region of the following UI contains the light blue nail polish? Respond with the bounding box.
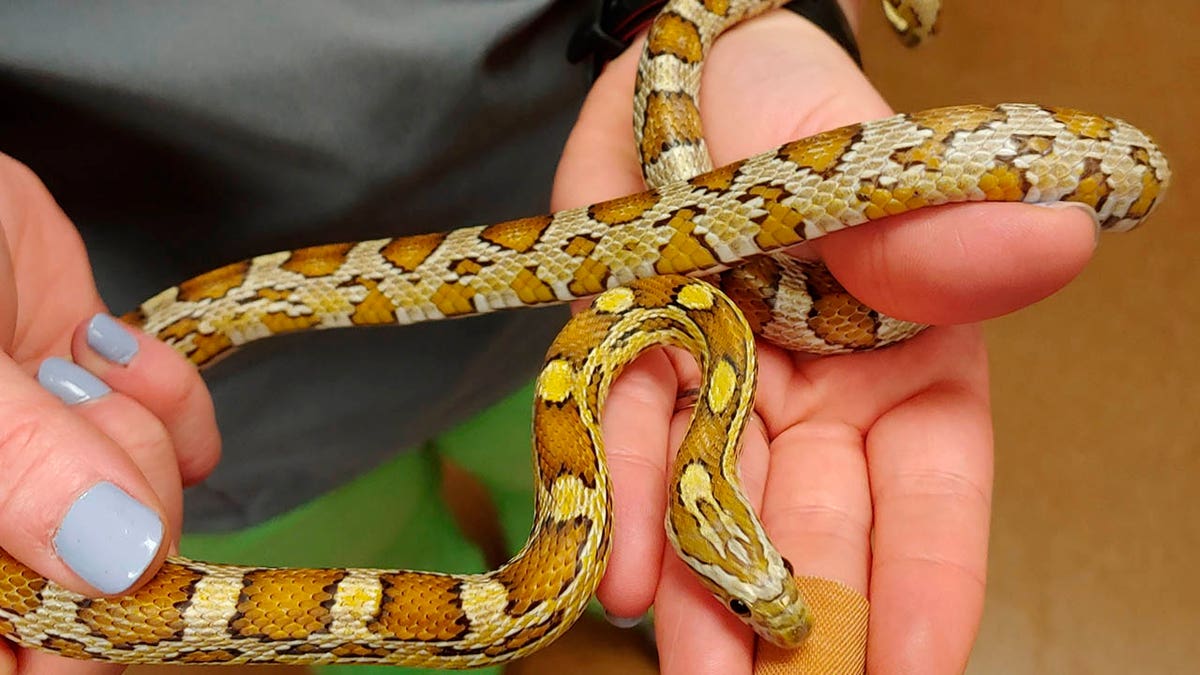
[37,357,110,405]
[52,482,164,594]
[604,610,643,629]
[86,313,139,365]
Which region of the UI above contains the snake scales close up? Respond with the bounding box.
[0,0,1171,669]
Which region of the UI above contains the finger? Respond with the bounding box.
[760,419,872,591]
[695,15,1100,327]
[816,202,1099,325]
[55,377,185,542]
[593,349,677,622]
[864,325,994,674]
[0,355,168,597]
[71,313,220,485]
[656,552,755,675]
[559,13,1100,329]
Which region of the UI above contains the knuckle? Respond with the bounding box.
[0,399,60,461]
[0,401,64,517]
[152,361,208,423]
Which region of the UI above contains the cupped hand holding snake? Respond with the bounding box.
[552,7,1100,674]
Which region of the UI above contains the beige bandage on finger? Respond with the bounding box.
[755,576,869,675]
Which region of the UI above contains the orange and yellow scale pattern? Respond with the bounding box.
[0,0,1172,668]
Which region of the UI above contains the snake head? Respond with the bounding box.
[724,570,813,648]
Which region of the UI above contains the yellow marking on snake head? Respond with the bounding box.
[593,287,635,314]
[676,282,715,310]
[706,358,739,414]
[678,461,714,506]
[537,359,575,404]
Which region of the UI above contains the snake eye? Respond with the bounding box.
[729,598,751,616]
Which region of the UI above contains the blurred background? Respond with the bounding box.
[867,2,1198,674]
[133,1,1198,674]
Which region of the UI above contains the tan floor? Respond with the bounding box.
[131,2,1198,674]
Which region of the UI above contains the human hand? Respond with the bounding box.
[551,8,1099,675]
[0,155,220,675]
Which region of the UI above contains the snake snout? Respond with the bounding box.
[747,580,814,649]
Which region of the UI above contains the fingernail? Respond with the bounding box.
[86,313,139,365]
[604,609,644,629]
[37,357,111,405]
[1037,201,1102,244]
[52,481,164,594]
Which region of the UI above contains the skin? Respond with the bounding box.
[0,4,1095,675]
[553,7,1098,675]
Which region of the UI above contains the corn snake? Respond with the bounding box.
[0,0,1173,667]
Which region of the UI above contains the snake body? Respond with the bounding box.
[0,0,1171,668]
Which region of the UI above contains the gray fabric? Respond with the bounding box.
[0,1,591,531]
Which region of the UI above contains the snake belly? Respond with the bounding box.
[0,0,1173,668]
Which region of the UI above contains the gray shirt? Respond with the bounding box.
[0,1,592,531]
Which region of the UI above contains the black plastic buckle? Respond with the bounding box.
[568,1,668,79]
[568,0,862,80]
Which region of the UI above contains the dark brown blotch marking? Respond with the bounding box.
[653,207,721,275]
[368,572,470,642]
[641,91,704,165]
[1050,107,1115,140]
[281,243,355,277]
[177,260,251,302]
[534,394,601,488]
[449,257,489,277]
[803,265,880,349]
[646,12,703,62]
[0,549,47,618]
[588,190,661,226]
[78,561,202,649]
[494,516,592,617]
[718,256,782,334]
[777,124,860,176]
[39,635,94,660]
[690,159,746,192]
[230,568,345,641]
[1066,156,1112,215]
[381,233,448,273]
[480,215,554,253]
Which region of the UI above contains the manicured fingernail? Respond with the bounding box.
[86,313,139,365]
[52,482,163,594]
[37,357,110,405]
[604,609,643,629]
[1038,201,1102,243]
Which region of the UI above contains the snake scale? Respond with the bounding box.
[0,0,1171,669]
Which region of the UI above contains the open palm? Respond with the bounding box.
[551,11,1098,675]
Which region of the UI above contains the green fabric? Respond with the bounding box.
[179,381,540,675]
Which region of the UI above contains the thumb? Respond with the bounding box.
[697,10,1099,326]
[0,353,172,598]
